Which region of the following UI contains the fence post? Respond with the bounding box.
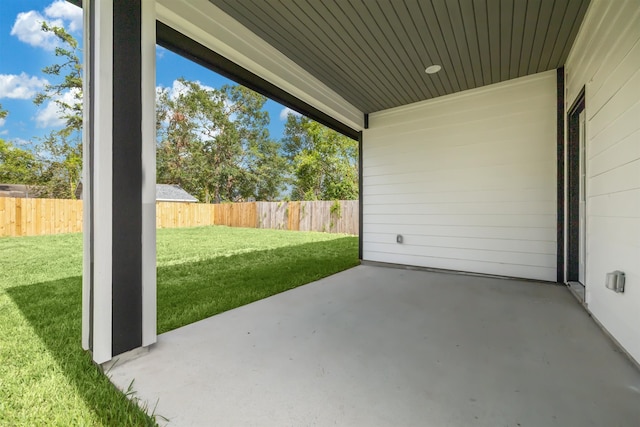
[15,198,22,236]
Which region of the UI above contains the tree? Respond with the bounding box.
[156,79,287,202]
[0,105,44,186]
[225,85,289,201]
[37,133,82,199]
[282,115,358,201]
[33,23,83,199]
[0,139,43,185]
[33,22,83,136]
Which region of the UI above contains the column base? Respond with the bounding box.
[101,345,152,371]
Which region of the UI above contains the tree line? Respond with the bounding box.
[0,25,358,203]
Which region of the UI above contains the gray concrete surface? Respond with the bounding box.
[108,265,640,426]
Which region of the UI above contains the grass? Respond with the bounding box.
[0,226,359,426]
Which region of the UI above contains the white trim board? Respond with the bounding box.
[141,0,157,349]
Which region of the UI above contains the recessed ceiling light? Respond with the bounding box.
[425,65,442,74]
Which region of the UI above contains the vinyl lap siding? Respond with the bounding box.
[363,71,557,281]
[565,0,640,362]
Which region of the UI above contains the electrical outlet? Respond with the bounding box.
[606,271,625,293]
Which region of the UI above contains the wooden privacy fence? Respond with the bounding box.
[0,197,358,237]
[214,202,258,228]
[155,201,216,228]
[256,201,359,234]
[0,197,83,237]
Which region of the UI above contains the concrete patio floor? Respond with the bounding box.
[108,265,640,426]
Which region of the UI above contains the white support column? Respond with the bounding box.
[82,0,156,364]
[81,0,92,352]
[141,0,157,348]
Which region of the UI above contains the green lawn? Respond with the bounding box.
[0,226,359,426]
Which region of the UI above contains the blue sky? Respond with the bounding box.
[0,0,294,152]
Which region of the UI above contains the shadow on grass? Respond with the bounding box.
[6,236,358,425]
[157,236,359,333]
[6,276,157,426]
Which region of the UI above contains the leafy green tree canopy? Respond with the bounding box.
[156,79,287,203]
[33,23,83,199]
[0,104,43,186]
[34,22,83,136]
[0,139,43,185]
[282,115,358,201]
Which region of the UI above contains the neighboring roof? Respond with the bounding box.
[155,184,198,202]
[209,0,590,113]
[0,184,46,198]
[75,182,198,202]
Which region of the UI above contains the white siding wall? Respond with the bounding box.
[363,71,557,281]
[565,0,640,363]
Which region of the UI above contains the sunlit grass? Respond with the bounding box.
[0,226,358,426]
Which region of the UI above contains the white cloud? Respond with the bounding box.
[11,1,82,50]
[0,73,48,99]
[165,79,216,101]
[0,118,5,128]
[279,107,301,121]
[36,100,65,128]
[34,88,81,128]
[44,0,82,32]
[168,80,190,100]
[12,138,31,147]
[156,45,167,59]
[11,11,64,50]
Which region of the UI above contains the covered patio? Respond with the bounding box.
[108,265,640,426]
[78,0,640,424]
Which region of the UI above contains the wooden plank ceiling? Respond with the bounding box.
[209,0,590,114]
